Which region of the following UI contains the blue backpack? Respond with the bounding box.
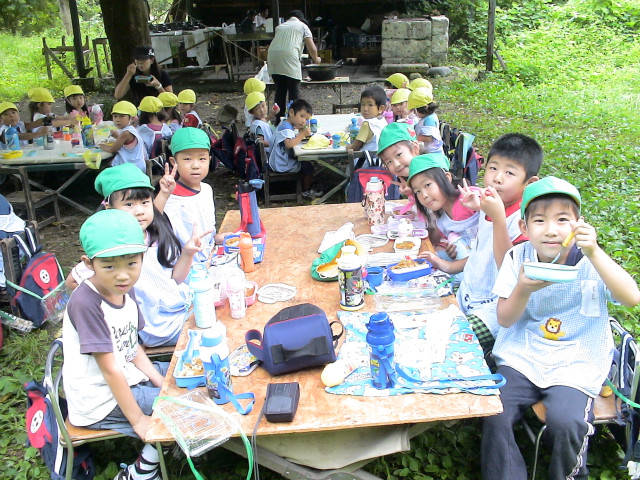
[25,349,95,480]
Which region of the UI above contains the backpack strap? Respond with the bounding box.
[12,233,33,260]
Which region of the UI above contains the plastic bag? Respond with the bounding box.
[255,62,271,83]
[222,23,236,35]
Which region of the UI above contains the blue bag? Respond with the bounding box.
[245,303,344,375]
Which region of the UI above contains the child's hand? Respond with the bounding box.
[418,250,449,271]
[519,260,551,293]
[458,179,482,211]
[183,224,214,257]
[444,241,458,260]
[571,217,598,256]
[132,414,152,441]
[272,103,280,114]
[479,185,505,218]
[300,125,311,138]
[158,162,177,196]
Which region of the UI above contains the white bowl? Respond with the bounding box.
[523,262,579,283]
[393,237,421,256]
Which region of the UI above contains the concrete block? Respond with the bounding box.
[431,34,449,54]
[427,66,453,77]
[431,15,449,36]
[381,39,429,60]
[379,63,431,77]
[382,19,431,40]
[430,52,448,67]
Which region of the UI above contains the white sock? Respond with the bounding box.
[128,444,160,480]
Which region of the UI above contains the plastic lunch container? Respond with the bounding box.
[386,259,432,282]
[173,349,204,388]
[523,262,579,283]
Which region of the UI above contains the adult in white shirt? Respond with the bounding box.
[254,6,269,28]
[267,10,321,123]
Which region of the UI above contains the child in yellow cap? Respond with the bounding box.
[0,102,46,146]
[63,85,91,119]
[27,87,75,134]
[99,101,147,172]
[137,96,172,158]
[177,89,202,128]
[389,88,418,125]
[407,87,443,154]
[157,91,181,134]
[246,91,279,154]
[243,77,266,127]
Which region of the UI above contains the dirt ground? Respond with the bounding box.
[5,82,369,274]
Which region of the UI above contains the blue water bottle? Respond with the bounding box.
[4,126,20,150]
[349,118,360,143]
[366,312,396,389]
[189,264,217,328]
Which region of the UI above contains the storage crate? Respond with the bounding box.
[257,46,268,62]
[318,49,332,63]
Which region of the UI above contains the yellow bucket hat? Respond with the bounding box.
[245,91,266,111]
[390,88,411,105]
[409,78,433,91]
[386,73,410,89]
[111,100,137,117]
[157,91,179,107]
[138,96,164,113]
[28,87,54,103]
[408,88,434,110]
[301,133,330,150]
[64,85,84,97]
[0,101,19,115]
[244,78,266,95]
[177,89,196,104]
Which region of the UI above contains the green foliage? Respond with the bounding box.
[0,0,60,35]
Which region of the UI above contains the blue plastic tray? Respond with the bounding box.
[174,350,205,389]
[387,259,432,282]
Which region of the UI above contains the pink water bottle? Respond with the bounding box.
[364,177,386,227]
[384,110,394,124]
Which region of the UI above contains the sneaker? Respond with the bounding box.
[302,189,324,199]
[114,465,131,480]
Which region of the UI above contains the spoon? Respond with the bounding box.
[550,231,576,264]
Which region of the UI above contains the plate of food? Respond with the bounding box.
[523,262,579,283]
[393,237,421,256]
[387,258,432,281]
[355,234,389,249]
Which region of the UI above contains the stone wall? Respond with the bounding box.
[380,16,449,75]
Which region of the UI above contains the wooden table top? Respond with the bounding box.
[146,203,502,442]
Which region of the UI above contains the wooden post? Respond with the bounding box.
[68,0,89,77]
[486,0,496,72]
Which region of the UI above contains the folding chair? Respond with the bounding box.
[45,339,169,480]
[258,139,303,207]
[521,317,640,479]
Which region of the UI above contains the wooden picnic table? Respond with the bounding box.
[146,202,502,479]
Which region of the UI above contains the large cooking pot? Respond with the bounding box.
[304,60,343,81]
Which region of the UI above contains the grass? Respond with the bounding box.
[2,1,640,478]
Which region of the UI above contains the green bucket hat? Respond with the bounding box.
[521,176,581,219]
[377,122,417,155]
[407,153,451,185]
[95,163,153,199]
[80,209,147,259]
[170,127,210,154]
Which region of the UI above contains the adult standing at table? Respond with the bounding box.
[267,10,321,123]
[114,46,173,104]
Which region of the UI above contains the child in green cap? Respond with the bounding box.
[483,176,640,480]
[67,162,207,347]
[164,127,233,262]
[63,208,166,480]
[377,122,420,197]
[407,153,479,282]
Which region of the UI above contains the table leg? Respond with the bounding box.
[312,178,348,205]
[27,168,95,215]
[156,442,168,480]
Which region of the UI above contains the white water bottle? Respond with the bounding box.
[190,264,217,328]
[364,176,385,227]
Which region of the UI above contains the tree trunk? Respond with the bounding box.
[99,0,150,81]
[58,0,72,35]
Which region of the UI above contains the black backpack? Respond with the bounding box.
[440,123,484,186]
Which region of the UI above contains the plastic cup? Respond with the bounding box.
[332,134,341,148]
[366,266,384,287]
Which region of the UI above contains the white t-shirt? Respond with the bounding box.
[267,17,312,80]
[62,281,147,426]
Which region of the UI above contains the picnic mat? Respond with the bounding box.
[326,306,502,396]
